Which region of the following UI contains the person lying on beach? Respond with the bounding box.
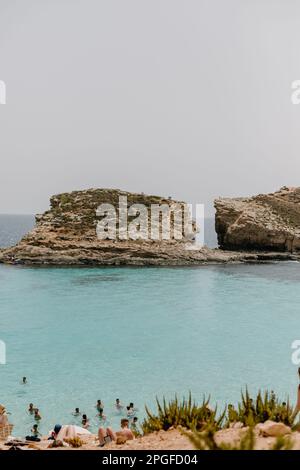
[34,409,42,420]
[28,403,35,414]
[115,398,123,411]
[98,418,134,447]
[72,407,81,416]
[82,414,89,428]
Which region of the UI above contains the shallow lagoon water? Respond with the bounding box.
[0,262,299,436]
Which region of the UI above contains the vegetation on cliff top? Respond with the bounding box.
[142,388,295,435]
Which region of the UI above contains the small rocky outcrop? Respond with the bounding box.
[0,188,214,266]
[0,188,299,266]
[256,420,291,437]
[215,187,300,252]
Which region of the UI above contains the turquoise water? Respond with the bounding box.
[0,262,299,437]
[0,215,35,248]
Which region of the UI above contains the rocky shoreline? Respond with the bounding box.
[0,424,299,451]
[0,187,299,266]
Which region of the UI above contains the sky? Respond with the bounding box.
[0,0,300,215]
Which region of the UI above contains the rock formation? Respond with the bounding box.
[0,187,298,266]
[215,186,300,252]
[0,188,209,266]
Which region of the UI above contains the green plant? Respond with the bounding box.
[141,393,225,434]
[271,435,293,450]
[226,389,294,427]
[185,426,256,450]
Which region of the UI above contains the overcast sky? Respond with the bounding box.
[0,0,300,215]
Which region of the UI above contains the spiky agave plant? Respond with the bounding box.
[141,393,225,434]
[233,388,294,427]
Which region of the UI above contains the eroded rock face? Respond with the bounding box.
[1,187,299,266]
[214,187,300,252]
[0,188,209,266]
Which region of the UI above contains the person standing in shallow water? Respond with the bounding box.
[115,398,123,411]
[82,414,89,428]
[126,406,134,419]
[98,408,107,422]
[28,403,35,414]
[34,409,42,421]
[96,400,104,412]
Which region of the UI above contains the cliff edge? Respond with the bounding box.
[215,186,300,251]
[0,188,214,266]
[0,187,298,266]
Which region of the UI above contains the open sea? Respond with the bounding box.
[0,215,299,436]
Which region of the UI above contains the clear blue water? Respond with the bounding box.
[0,216,299,437]
[0,215,35,248]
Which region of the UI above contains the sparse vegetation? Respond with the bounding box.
[226,389,294,427]
[141,393,225,434]
[184,426,256,451]
[64,436,84,448]
[271,435,293,450]
[141,389,297,450]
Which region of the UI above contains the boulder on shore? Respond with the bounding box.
[255,420,291,437]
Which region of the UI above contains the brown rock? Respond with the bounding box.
[1,187,299,266]
[215,186,300,252]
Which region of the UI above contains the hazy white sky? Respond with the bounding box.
[0,0,300,215]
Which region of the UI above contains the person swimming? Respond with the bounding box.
[115,398,123,411]
[28,403,35,414]
[96,400,104,411]
[126,405,134,418]
[82,414,89,428]
[22,377,27,384]
[34,408,42,420]
[129,402,138,412]
[98,407,107,421]
[72,407,81,416]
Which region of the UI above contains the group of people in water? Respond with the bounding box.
[24,397,140,444]
[18,377,140,445]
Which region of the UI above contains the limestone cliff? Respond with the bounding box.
[0,188,298,266]
[0,188,206,266]
[215,186,300,252]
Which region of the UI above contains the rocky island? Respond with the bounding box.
[0,187,299,266]
[215,186,300,252]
